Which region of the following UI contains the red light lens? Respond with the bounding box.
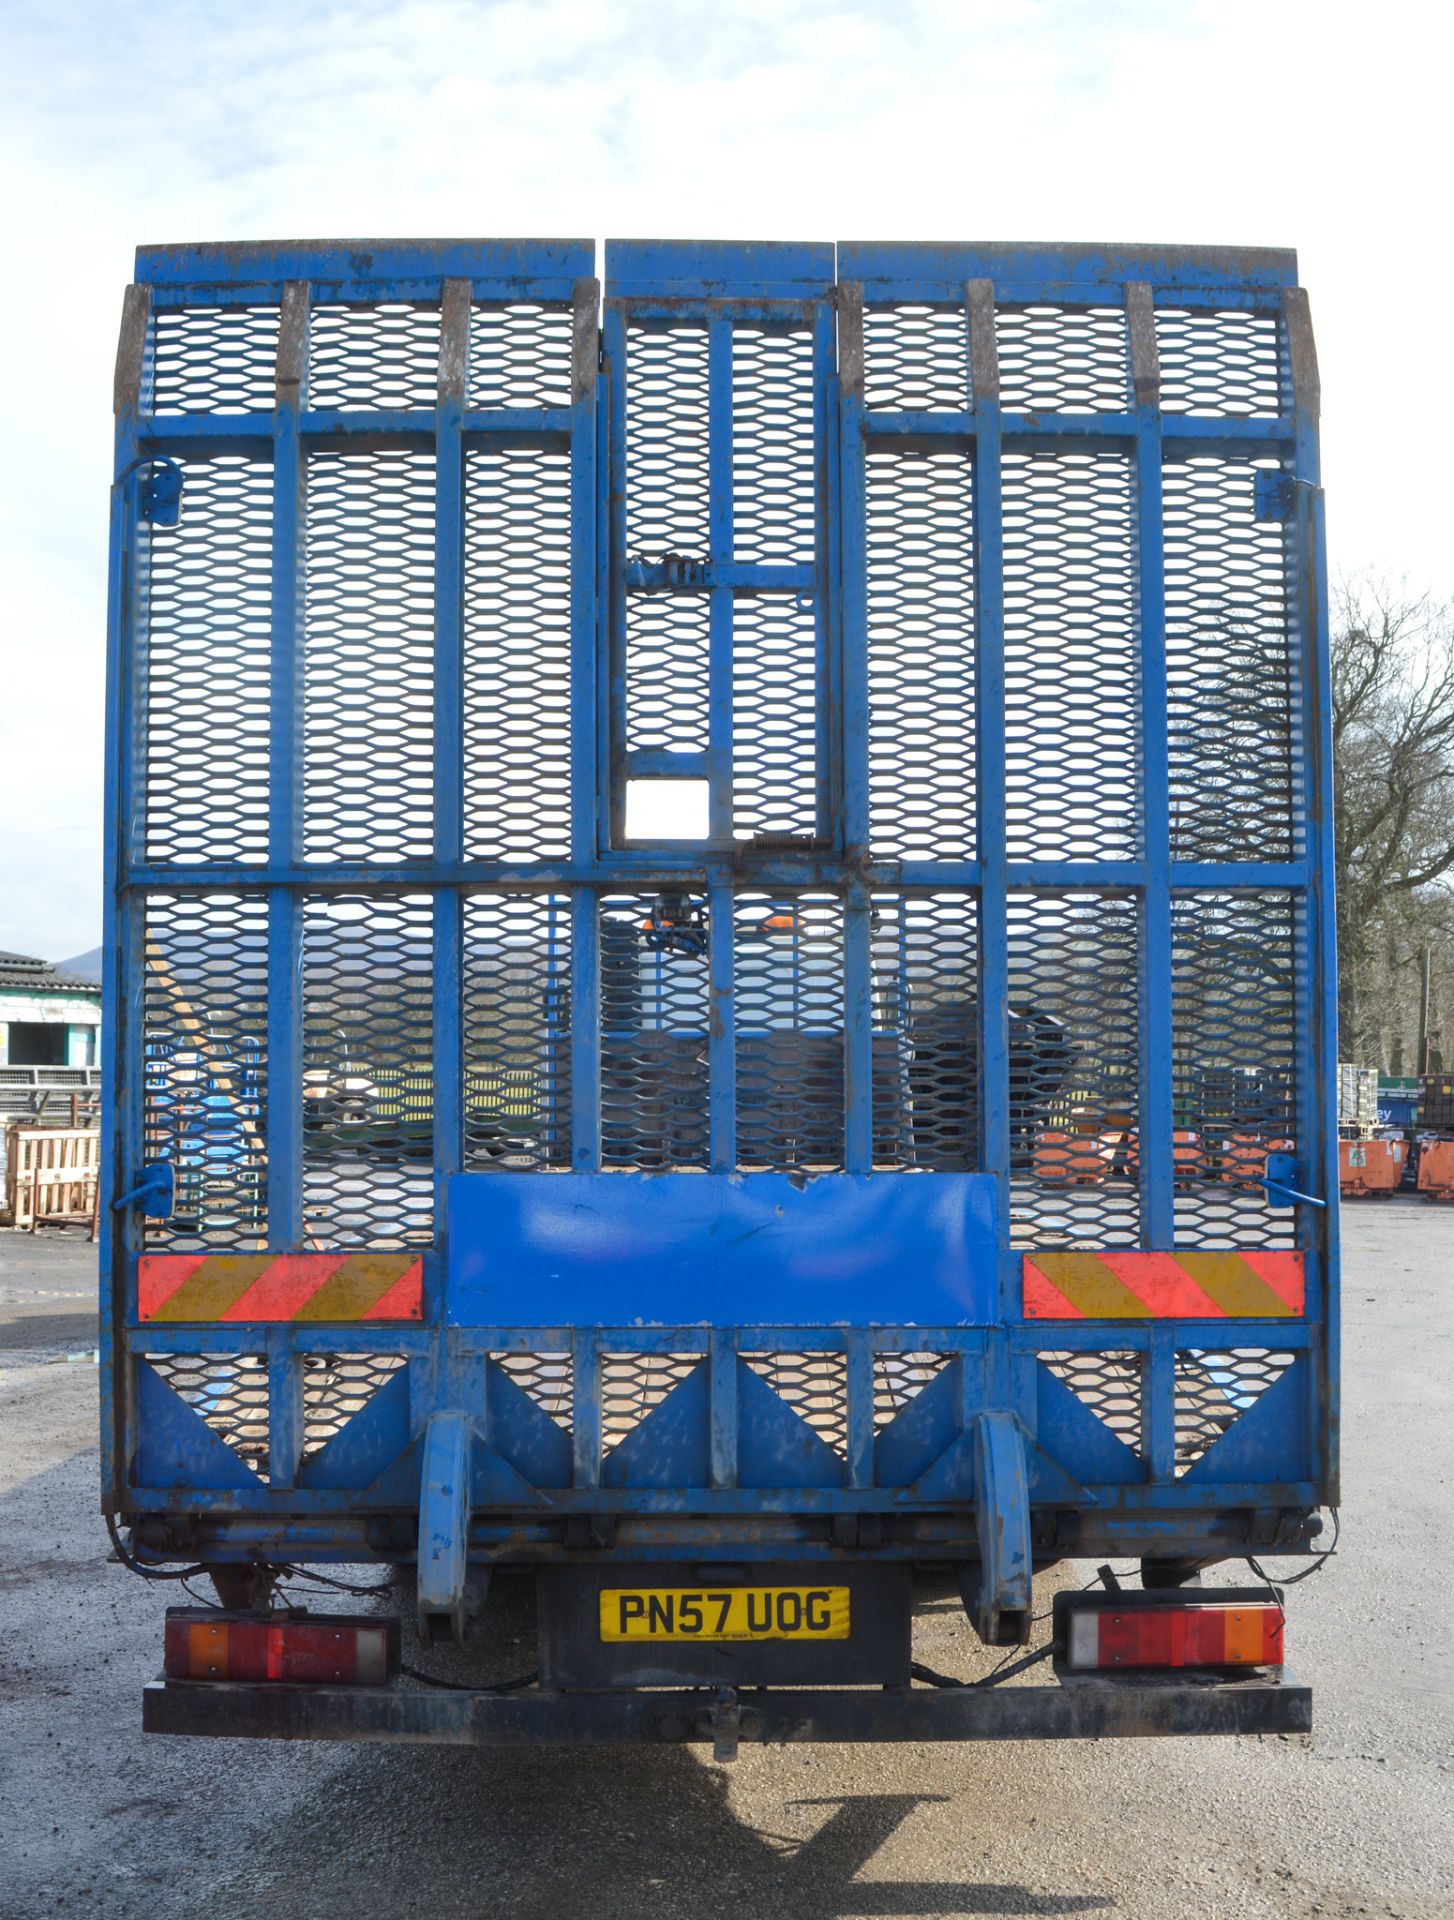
[1066,1603,1283,1671]
[163,1610,396,1684]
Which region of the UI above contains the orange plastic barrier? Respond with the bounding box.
[1339,1137,1400,1196]
[1417,1138,1454,1201]
[1034,1130,1113,1185]
[1219,1134,1293,1188]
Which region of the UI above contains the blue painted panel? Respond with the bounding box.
[837,240,1298,300]
[604,239,834,297]
[447,1172,1000,1326]
[137,239,594,296]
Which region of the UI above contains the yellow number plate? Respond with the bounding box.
[600,1585,851,1642]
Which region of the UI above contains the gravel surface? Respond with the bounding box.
[1,1209,1450,1919]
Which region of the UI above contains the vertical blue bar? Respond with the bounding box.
[101,282,150,1504]
[1127,285,1175,1247]
[836,286,874,1172]
[1285,286,1339,1502]
[1144,1330,1177,1482]
[709,1327,738,1490]
[571,887,601,1170]
[267,1332,302,1490]
[707,316,735,843]
[432,281,469,1234]
[267,282,308,1248]
[967,283,1012,1300]
[813,302,839,838]
[570,278,602,866]
[845,1328,875,1489]
[601,305,626,847]
[572,1331,601,1489]
[707,866,736,1170]
[572,287,609,1172]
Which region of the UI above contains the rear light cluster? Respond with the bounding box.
[1064,1600,1283,1672]
[163,1610,398,1684]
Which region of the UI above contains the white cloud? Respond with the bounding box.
[1,0,1448,955]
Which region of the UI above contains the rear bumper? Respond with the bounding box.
[143,1671,1311,1746]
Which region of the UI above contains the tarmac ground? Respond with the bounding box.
[1,1205,1451,1919]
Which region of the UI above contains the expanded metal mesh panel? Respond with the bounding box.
[467,303,573,410]
[861,304,967,411]
[303,451,435,862]
[731,324,816,563]
[492,1351,572,1429]
[872,893,980,1171]
[625,325,709,556]
[735,896,844,1171]
[142,893,268,1248]
[150,305,279,414]
[1156,309,1283,417]
[995,306,1129,413]
[142,456,273,863]
[462,447,572,860]
[601,1352,702,1451]
[600,897,708,1170]
[731,595,819,838]
[1173,1348,1294,1475]
[1164,458,1296,861]
[743,1351,847,1455]
[463,894,572,1172]
[300,896,433,1245]
[1002,452,1139,860]
[307,302,440,410]
[143,1353,268,1476]
[625,592,709,754]
[865,451,976,859]
[873,1352,952,1431]
[1008,894,1140,1244]
[1171,893,1297,1249]
[1037,1350,1144,1453]
[300,1353,407,1462]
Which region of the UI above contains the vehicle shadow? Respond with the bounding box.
[211,1741,1116,1919]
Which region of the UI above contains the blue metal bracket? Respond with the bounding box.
[1253,468,1297,523]
[113,454,185,527]
[417,1410,473,1645]
[112,1161,174,1219]
[963,1410,1033,1647]
[1261,1151,1327,1210]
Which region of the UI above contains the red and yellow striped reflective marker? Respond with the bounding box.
[1023,1250,1304,1320]
[138,1252,423,1324]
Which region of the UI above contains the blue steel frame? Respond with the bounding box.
[104,240,1337,1572]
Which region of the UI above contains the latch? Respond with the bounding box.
[112,1161,174,1219]
[1260,1151,1326,1210]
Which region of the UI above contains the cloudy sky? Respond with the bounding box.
[1,0,1447,959]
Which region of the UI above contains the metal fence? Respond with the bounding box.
[104,241,1337,1553]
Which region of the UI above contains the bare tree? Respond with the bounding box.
[1333,582,1454,1063]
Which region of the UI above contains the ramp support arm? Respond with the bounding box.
[418,1410,473,1645]
[962,1410,1033,1648]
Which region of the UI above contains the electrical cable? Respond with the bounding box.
[400,1664,538,1694]
[1246,1506,1340,1589]
[105,1511,207,1582]
[910,1643,1055,1691]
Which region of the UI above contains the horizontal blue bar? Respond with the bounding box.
[838,240,1298,300]
[137,238,594,297]
[861,412,1291,446]
[142,410,573,443]
[120,856,1311,893]
[624,561,815,590]
[605,239,834,298]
